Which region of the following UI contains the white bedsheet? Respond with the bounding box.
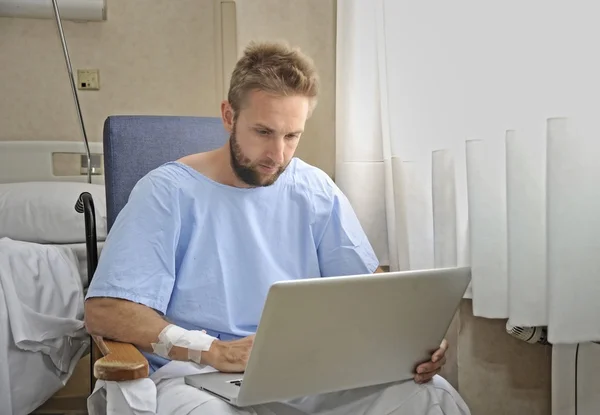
[0,237,90,415]
[56,241,104,288]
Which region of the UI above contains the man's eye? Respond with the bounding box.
[257,130,269,135]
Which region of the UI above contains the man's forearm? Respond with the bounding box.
[85,297,220,364]
[84,297,170,353]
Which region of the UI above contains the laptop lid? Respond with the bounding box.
[236,267,471,406]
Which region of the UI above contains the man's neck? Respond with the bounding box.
[179,145,252,189]
[215,145,253,188]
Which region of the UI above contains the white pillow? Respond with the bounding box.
[0,181,107,244]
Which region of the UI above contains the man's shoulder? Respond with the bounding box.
[287,158,337,198]
[124,162,205,212]
[134,161,197,193]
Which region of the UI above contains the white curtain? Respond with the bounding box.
[335,0,600,341]
[545,117,600,344]
[336,3,600,414]
[335,0,456,275]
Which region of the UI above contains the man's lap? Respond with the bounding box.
[155,376,471,415]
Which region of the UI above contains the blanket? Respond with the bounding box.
[0,238,90,415]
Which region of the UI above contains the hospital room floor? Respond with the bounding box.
[29,355,90,414]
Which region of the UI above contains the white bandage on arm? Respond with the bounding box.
[151,324,217,364]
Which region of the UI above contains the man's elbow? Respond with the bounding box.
[84,297,115,336]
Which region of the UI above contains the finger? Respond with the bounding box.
[416,362,436,374]
[415,367,441,383]
[416,362,433,374]
[432,342,448,363]
[432,355,446,369]
[440,338,449,351]
[438,355,447,367]
[417,356,446,374]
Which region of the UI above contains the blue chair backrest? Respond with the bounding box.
[103,115,228,230]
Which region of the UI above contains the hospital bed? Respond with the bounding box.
[0,140,104,414]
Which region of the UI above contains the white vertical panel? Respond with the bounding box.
[546,117,600,344]
[389,157,409,271]
[432,149,457,268]
[400,160,434,271]
[388,158,433,272]
[505,129,547,326]
[465,138,508,318]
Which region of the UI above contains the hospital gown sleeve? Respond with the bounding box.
[316,183,380,277]
[85,171,180,314]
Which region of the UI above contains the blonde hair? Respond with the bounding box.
[227,41,320,118]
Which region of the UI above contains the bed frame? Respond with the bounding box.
[0,141,105,184]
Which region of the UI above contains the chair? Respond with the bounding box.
[79,115,229,389]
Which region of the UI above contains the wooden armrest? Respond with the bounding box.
[92,335,149,381]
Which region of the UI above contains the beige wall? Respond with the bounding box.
[3,1,552,414]
[0,0,220,144]
[234,0,337,177]
[0,0,336,177]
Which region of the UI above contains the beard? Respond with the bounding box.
[229,124,287,187]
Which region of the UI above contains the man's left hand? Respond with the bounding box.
[414,339,448,384]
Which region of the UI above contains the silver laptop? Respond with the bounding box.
[184,267,471,407]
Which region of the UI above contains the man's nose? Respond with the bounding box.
[267,136,286,164]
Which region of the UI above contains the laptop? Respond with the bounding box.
[184,266,471,407]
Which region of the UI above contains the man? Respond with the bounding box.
[85,41,470,414]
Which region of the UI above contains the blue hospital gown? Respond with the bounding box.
[86,158,379,373]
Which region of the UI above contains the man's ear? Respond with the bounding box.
[221,100,235,133]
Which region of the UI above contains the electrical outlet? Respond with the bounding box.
[77,69,100,90]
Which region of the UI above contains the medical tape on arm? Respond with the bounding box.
[151,324,217,364]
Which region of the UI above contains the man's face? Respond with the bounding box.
[223,89,309,187]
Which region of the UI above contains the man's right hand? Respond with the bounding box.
[203,335,255,373]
